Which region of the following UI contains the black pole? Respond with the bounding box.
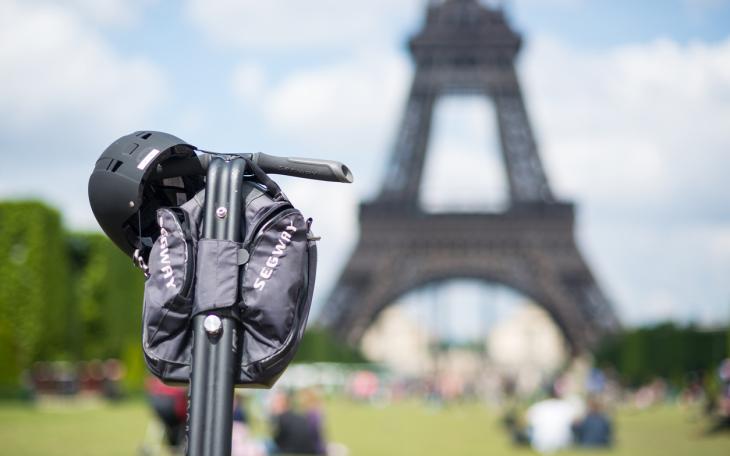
[188,157,245,456]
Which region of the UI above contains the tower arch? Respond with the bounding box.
[320,0,620,352]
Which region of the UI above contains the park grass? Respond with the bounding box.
[0,397,728,455]
[0,397,154,455]
[324,399,730,455]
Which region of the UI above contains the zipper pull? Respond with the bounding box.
[306,218,321,241]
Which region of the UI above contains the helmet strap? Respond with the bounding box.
[134,210,151,277]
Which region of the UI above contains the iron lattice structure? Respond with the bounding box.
[320,0,619,352]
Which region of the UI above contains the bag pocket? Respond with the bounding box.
[238,209,317,386]
[142,208,196,381]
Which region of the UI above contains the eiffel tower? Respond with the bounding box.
[320,0,619,352]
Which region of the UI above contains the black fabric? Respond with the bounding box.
[145,208,194,307]
[193,239,240,314]
[142,204,199,380]
[141,179,316,387]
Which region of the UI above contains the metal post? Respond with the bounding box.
[188,157,246,456]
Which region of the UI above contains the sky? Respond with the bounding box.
[1,0,729,333]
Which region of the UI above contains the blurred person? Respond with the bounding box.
[633,378,668,409]
[145,376,187,450]
[502,408,530,447]
[573,396,613,448]
[56,361,79,395]
[30,361,51,394]
[81,359,105,394]
[234,394,250,424]
[680,371,705,406]
[300,388,327,455]
[232,394,267,456]
[102,358,125,400]
[349,370,378,402]
[500,376,531,446]
[20,368,35,401]
[525,385,581,453]
[706,358,730,434]
[269,390,321,455]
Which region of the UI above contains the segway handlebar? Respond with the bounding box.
[154,151,353,183]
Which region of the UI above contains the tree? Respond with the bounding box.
[293,327,367,364]
[69,233,145,386]
[596,322,728,387]
[0,201,71,389]
[0,200,147,391]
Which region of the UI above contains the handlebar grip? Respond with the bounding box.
[253,153,354,183]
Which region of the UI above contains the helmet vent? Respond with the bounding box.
[139,132,152,140]
[108,159,123,173]
[125,143,139,155]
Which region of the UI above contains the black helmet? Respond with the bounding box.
[88,131,204,260]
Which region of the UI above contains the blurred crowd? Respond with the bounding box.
[141,356,730,455]
[144,380,338,456]
[501,378,613,453]
[22,356,730,455]
[22,359,125,400]
[498,357,730,453]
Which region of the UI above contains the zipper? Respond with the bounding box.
[243,207,300,254]
[242,202,292,248]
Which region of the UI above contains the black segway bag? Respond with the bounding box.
[141,177,317,387]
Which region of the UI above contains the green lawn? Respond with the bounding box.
[0,398,728,455]
[324,400,730,455]
[0,398,155,455]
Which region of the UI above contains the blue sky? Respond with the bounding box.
[1,0,729,335]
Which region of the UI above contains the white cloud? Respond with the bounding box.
[185,0,421,51]
[0,1,166,134]
[231,51,410,193]
[420,96,509,211]
[231,63,267,104]
[264,52,408,151]
[522,36,730,219]
[24,0,155,27]
[0,0,167,227]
